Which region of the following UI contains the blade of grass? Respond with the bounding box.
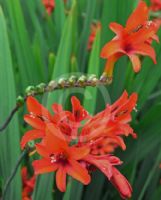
[0,7,21,200]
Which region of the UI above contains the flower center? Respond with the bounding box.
[124,43,133,53]
[50,152,68,166]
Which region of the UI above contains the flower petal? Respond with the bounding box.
[69,146,90,160]
[110,167,132,199]
[133,43,156,64]
[26,96,52,120]
[21,130,45,149]
[56,167,67,192]
[43,124,68,152]
[126,1,149,32]
[83,155,115,179]
[35,144,51,158]
[24,114,46,130]
[52,103,63,113]
[32,159,58,174]
[128,54,141,72]
[71,96,89,122]
[109,22,124,36]
[110,91,128,112]
[67,160,91,185]
[101,40,123,59]
[131,21,158,44]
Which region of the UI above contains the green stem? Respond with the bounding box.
[2,149,28,200]
[0,74,112,132]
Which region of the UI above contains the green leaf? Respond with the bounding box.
[77,0,97,71]
[0,7,21,199]
[4,0,41,89]
[32,2,77,200]
[83,28,101,114]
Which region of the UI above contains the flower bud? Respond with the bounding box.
[58,78,67,88]
[16,96,25,106]
[110,167,132,199]
[25,86,35,96]
[69,75,77,85]
[35,83,46,94]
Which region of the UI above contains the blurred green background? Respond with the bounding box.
[0,0,161,199]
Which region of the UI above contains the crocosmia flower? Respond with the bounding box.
[150,0,161,11]
[21,91,137,199]
[22,167,35,200]
[101,1,159,77]
[32,126,91,192]
[42,0,55,15]
[88,22,101,50]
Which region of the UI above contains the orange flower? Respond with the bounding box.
[32,126,91,192]
[22,167,35,200]
[80,91,137,147]
[101,1,159,77]
[21,96,89,149]
[83,155,132,199]
[52,96,89,140]
[42,0,55,15]
[88,22,101,50]
[21,92,137,198]
[150,0,161,11]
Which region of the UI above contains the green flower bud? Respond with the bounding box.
[35,83,46,94]
[88,74,97,82]
[25,86,35,95]
[16,96,25,106]
[77,75,87,85]
[48,80,57,90]
[68,75,77,85]
[58,78,67,88]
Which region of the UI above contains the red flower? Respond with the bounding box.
[83,155,132,199]
[101,1,159,77]
[42,0,55,15]
[32,126,91,192]
[150,0,161,11]
[22,167,36,200]
[51,96,89,141]
[80,91,137,146]
[21,96,89,149]
[88,22,101,50]
[21,92,137,199]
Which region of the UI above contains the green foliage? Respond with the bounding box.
[0,7,21,199]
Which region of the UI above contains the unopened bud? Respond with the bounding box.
[69,75,77,85]
[88,74,97,82]
[16,96,25,106]
[35,83,46,94]
[58,78,67,87]
[25,86,35,95]
[48,80,57,90]
[77,75,87,85]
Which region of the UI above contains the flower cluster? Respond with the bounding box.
[101,1,160,77]
[21,91,137,199]
[21,167,35,200]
